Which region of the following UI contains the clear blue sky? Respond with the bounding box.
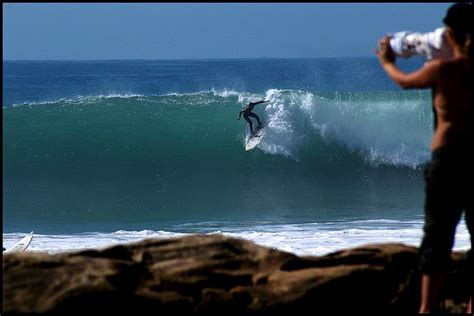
[3,3,453,60]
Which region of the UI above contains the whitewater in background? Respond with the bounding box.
[3,59,470,255]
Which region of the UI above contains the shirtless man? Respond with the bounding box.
[377,3,473,313]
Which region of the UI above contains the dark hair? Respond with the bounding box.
[443,3,474,44]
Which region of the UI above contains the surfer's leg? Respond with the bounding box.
[244,115,254,135]
[248,112,262,127]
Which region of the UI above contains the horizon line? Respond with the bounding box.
[3,56,377,62]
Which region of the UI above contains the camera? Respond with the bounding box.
[388,27,453,60]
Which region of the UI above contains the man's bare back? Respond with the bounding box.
[432,56,473,150]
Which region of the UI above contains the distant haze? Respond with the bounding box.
[3,3,452,60]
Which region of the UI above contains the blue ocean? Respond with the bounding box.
[3,58,469,255]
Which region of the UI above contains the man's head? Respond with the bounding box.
[443,3,474,46]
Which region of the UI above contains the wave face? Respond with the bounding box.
[3,89,432,228]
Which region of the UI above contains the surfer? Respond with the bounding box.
[237,99,269,136]
[377,3,473,314]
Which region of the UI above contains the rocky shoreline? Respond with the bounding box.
[2,234,471,314]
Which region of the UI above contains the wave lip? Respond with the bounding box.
[6,89,257,108]
[8,93,147,108]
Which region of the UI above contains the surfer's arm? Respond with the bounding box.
[252,100,269,106]
[247,100,269,108]
[237,110,244,120]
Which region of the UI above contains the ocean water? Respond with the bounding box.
[3,59,470,255]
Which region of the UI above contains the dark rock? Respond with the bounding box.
[2,234,471,314]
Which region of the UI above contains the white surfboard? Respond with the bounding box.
[5,232,34,253]
[245,127,265,151]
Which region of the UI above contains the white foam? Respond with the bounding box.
[3,220,470,257]
[256,89,432,168]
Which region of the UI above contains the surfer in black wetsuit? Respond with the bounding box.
[237,99,269,136]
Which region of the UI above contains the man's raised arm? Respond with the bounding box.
[377,36,439,89]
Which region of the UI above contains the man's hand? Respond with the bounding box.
[376,35,438,89]
[376,36,396,65]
